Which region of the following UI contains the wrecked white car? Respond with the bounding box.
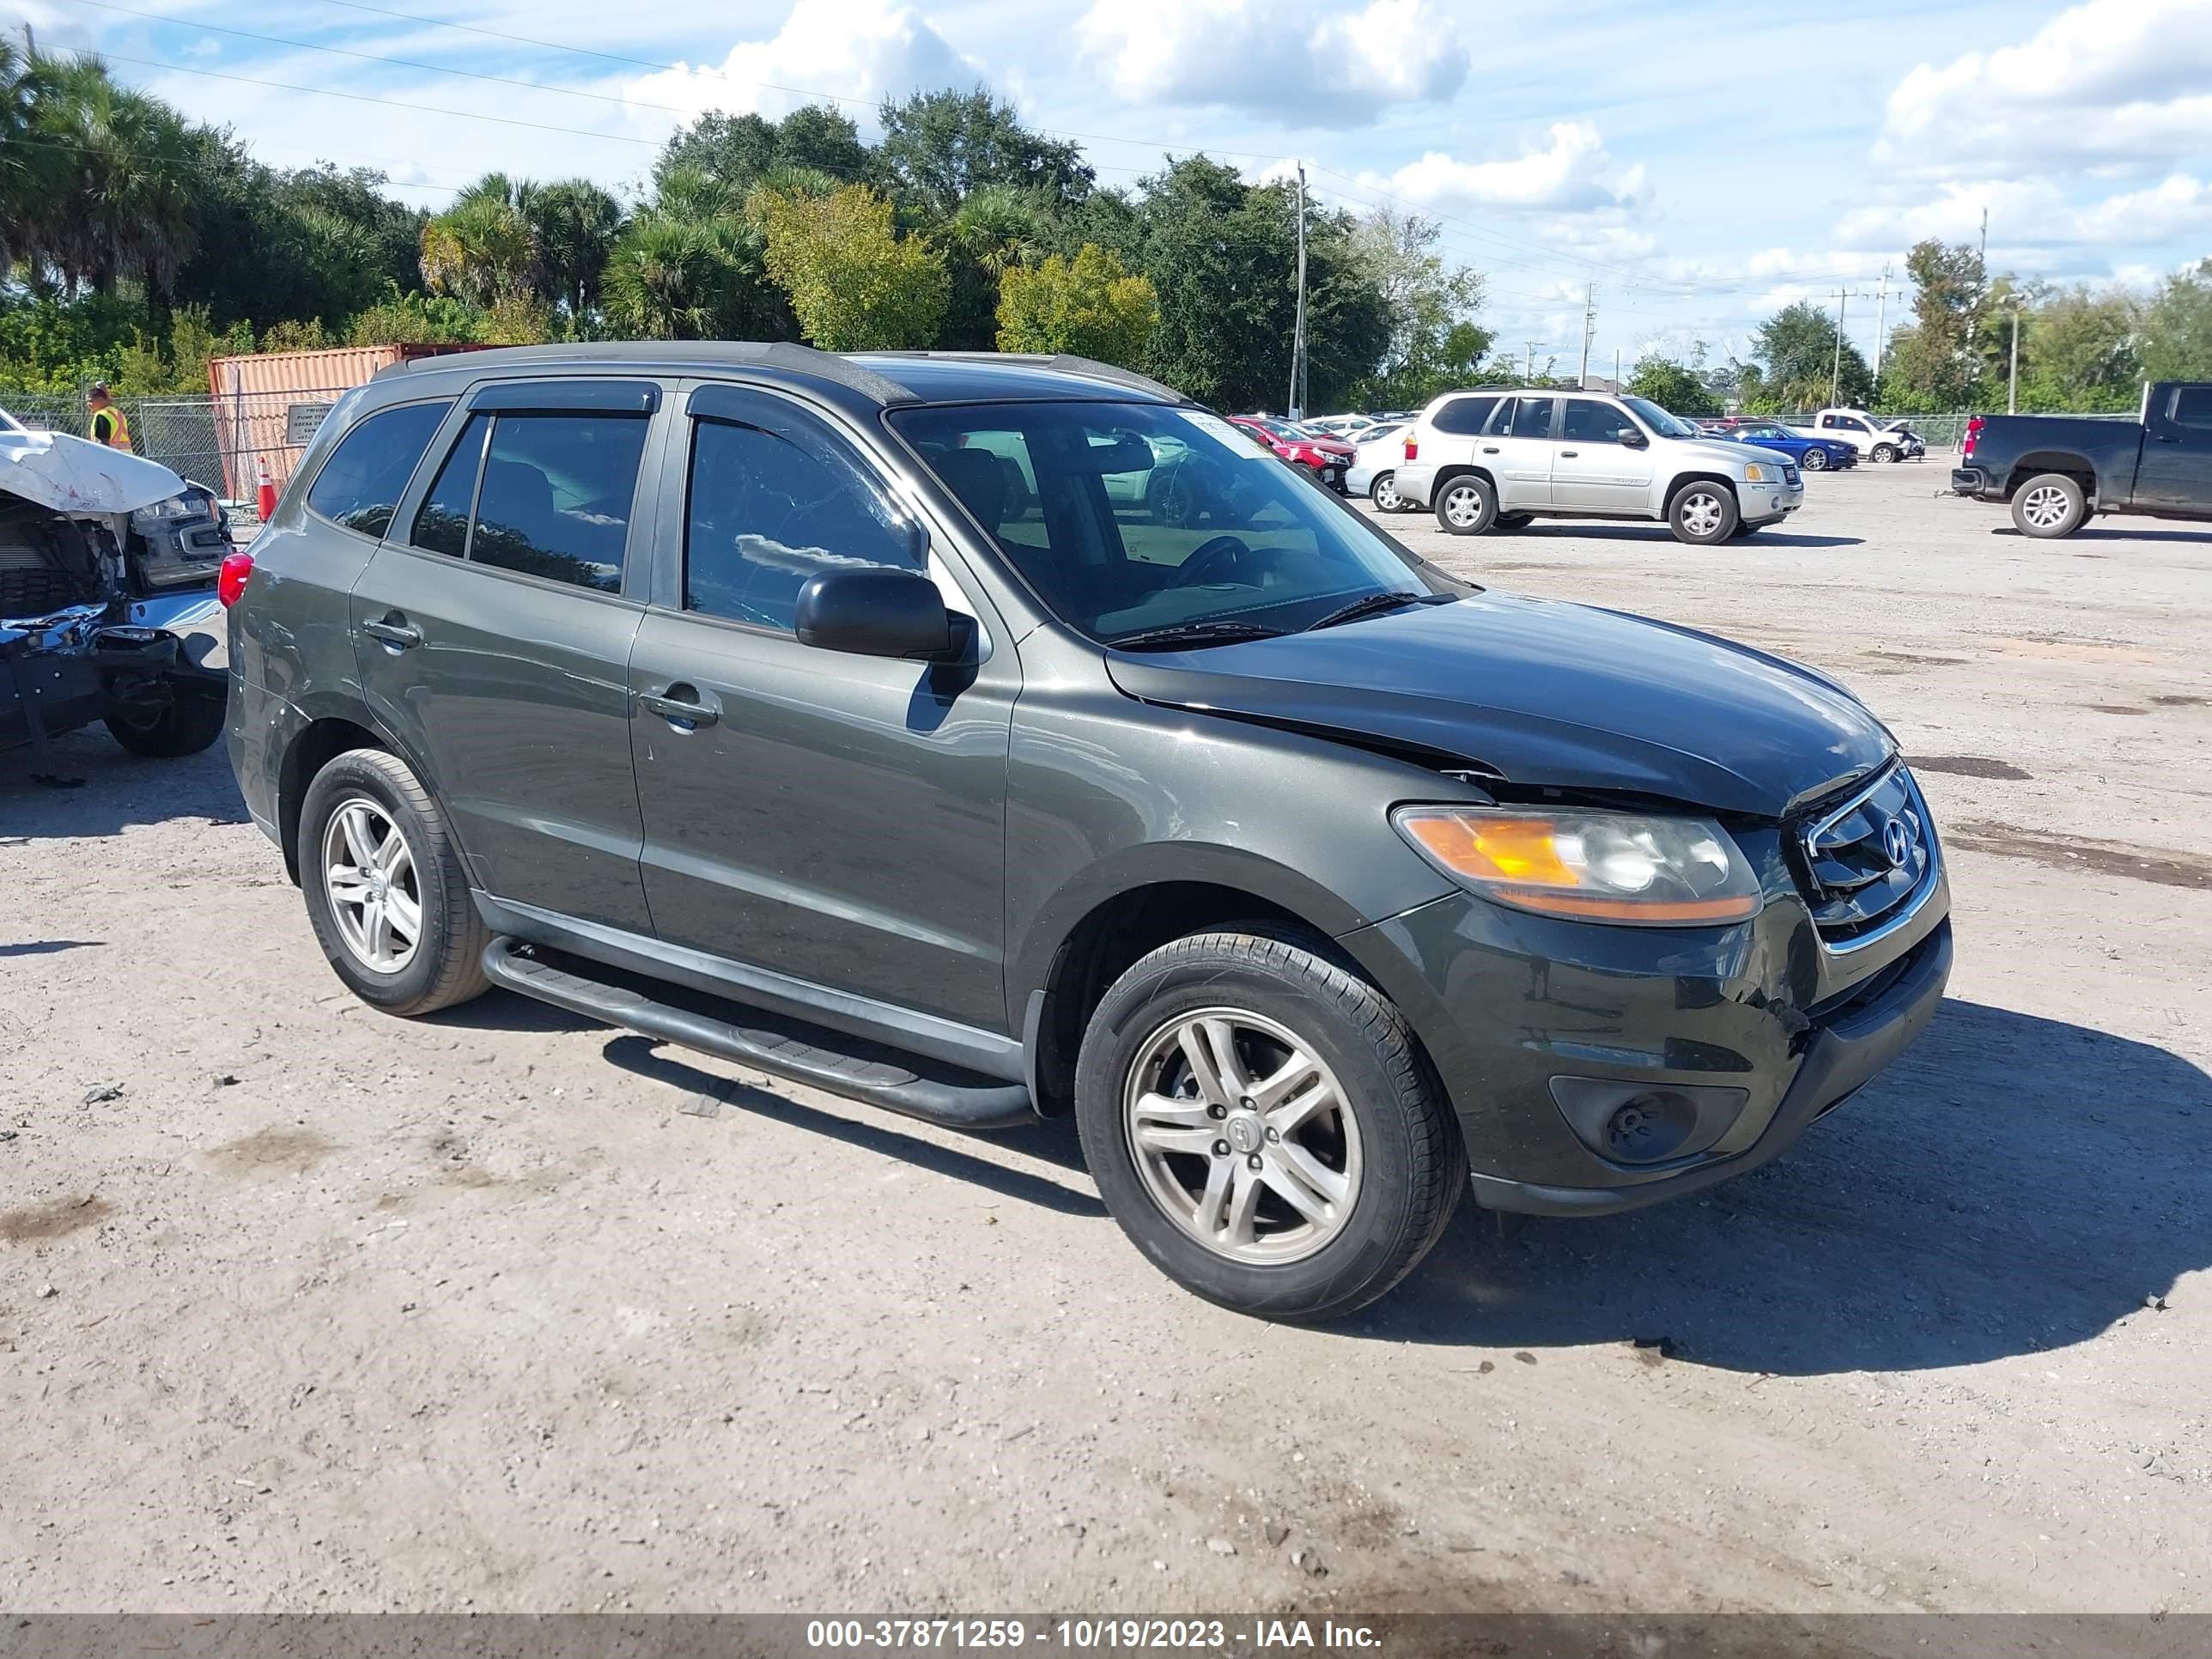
[2,427,234,776]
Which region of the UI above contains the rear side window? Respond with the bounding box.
[684,416,921,632]
[1504,397,1555,440]
[304,401,452,538]
[407,411,649,593]
[410,414,489,558]
[1429,396,1498,435]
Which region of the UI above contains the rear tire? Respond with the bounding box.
[298,747,490,1016]
[1668,481,1740,545]
[2010,472,2087,539]
[1074,927,1464,1322]
[1435,474,1497,536]
[1492,512,1534,531]
[104,690,226,757]
[1370,471,1404,512]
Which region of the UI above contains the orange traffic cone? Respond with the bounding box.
[256,456,277,521]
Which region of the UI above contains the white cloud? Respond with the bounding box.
[1876,0,2212,176]
[1367,124,1646,214]
[625,0,975,126]
[1076,0,1468,126]
[1835,174,2212,253]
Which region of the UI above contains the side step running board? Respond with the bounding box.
[483,938,1036,1130]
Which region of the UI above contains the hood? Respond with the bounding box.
[1104,592,1893,818]
[1,428,190,516]
[1669,437,1770,471]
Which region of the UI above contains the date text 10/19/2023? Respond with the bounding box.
[805,1620,1382,1651]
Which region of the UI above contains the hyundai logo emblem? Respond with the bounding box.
[1881,817,1911,869]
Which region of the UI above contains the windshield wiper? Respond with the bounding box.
[1305,591,1449,631]
[1107,619,1287,651]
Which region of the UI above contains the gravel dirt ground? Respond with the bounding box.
[3,460,2207,1617]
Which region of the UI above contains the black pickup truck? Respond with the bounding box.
[1950,381,2212,538]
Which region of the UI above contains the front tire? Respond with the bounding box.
[1370,471,1404,512]
[1074,927,1464,1322]
[1668,481,1740,545]
[298,747,490,1016]
[104,690,226,757]
[1800,447,1828,471]
[2010,472,2087,538]
[1435,474,1497,536]
[1873,443,1899,464]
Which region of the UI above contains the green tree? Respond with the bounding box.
[1625,354,1721,416]
[1748,299,1873,410]
[749,183,947,349]
[1117,155,1388,411]
[939,184,1044,349]
[2141,260,2212,382]
[525,179,625,322]
[1346,207,1488,407]
[655,106,872,204]
[875,88,1091,222]
[996,243,1157,365]
[603,166,790,342]
[420,173,541,308]
[1879,238,1986,410]
[2008,285,2141,410]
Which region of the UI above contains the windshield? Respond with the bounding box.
[890,400,1454,647]
[1620,395,1701,439]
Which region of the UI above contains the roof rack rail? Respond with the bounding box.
[860,350,1184,403]
[377,340,915,404]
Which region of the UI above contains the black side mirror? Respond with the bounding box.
[1615,426,1649,447]
[794,566,951,659]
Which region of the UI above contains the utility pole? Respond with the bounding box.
[1577,284,1596,389]
[1287,165,1309,420]
[1978,208,1989,272]
[1829,288,1857,408]
[2008,304,2021,414]
[21,20,33,53]
[1873,263,1890,383]
[1524,341,1537,383]
[1613,347,1621,391]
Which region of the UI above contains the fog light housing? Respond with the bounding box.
[1548,1077,1750,1167]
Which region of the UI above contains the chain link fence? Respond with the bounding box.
[2,387,349,517]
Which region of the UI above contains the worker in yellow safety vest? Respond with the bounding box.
[86,383,136,453]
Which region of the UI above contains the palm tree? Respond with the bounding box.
[604,166,789,341]
[524,179,625,321]
[420,172,542,308]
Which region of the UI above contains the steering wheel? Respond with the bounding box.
[1171,534,1255,587]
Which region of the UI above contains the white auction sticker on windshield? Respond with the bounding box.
[1178,410,1270,458]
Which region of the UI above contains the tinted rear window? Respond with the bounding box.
[1429,396,1498,434]
[304,401,452,538]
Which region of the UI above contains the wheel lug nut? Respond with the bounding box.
[1265,1127,1279,1143]
[1212,1140,1231,1158]
[1238,1097,1255,1110]
[1247,1153,1263,1170]
[1207,1103,1227,1120]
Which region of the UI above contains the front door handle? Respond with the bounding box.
[361,616,422,650]
[1559,449,1579,458]
[1481,445,1500,454]
[2152,433,2182,443]
[639,685,720,728]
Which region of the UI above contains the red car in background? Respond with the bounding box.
[1226,416,1356,492]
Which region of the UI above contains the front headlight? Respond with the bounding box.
[1741,463,1770,483]
[131,493,202,527]
[1393,805,1763,926]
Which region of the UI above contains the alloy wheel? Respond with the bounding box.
[321,797,423,973]
[1442,483,1484,529]
[1802,448,1827,471]
[2019,484,2073,531]
[1122,1006,1364,1265]
[1679,490,1726,538]
[1371,473,1401,511]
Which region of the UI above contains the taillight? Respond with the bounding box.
[1403,436,1419,461]
[1961,416,1984,459]
[217,550,255,608]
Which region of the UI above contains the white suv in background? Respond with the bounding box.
[1812,408,1907,463]
[1390,388,1807,544]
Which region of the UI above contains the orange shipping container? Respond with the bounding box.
[206,343,483,504]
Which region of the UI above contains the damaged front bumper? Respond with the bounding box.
[2,592,228,766]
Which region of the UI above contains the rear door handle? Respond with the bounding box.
[1559,450,1579,458]
[639,684,720,728]
[1481,446,1500,454]
[360,617,422,650]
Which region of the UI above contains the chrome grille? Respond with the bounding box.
[1782,463,1801,485]
[1796,763,1936,948]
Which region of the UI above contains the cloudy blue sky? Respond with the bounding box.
[9,0,2210,373]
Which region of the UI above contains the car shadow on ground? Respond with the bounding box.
[1992,526,2212,543]
[1361,998,2210,1375]
[1493,526,1866,549]
[0,732,248,841]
